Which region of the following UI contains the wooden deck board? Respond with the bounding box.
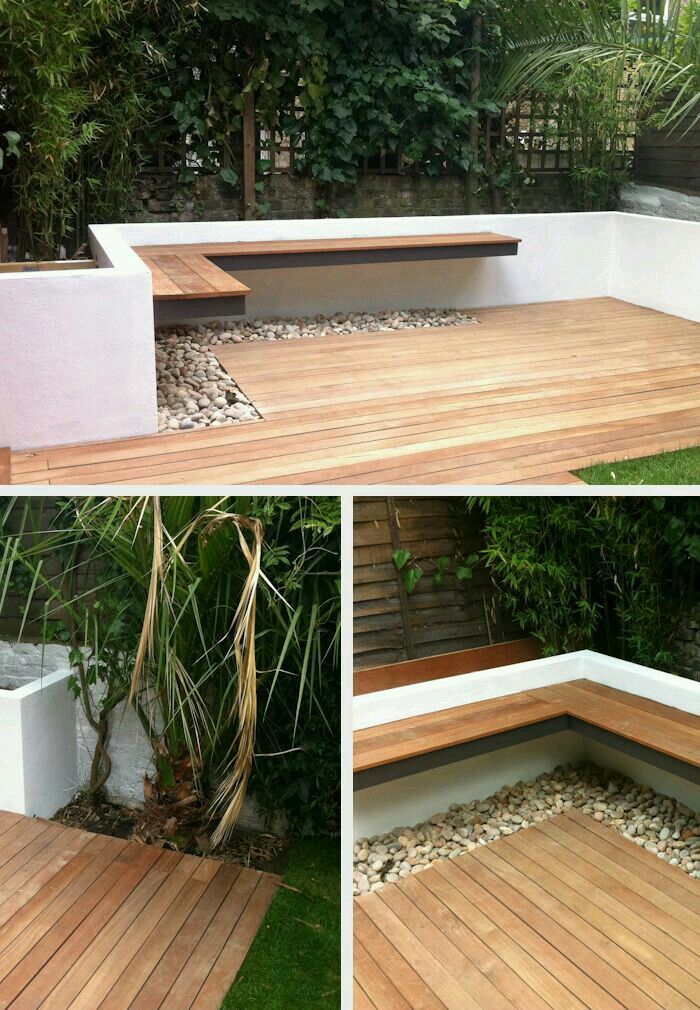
[353,678,700,773]
[0,814,279,1009]
[8,298,700,485]
[354,814,700,1010]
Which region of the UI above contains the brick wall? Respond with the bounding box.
[126,169,576,224]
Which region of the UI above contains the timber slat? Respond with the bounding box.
[8,298,700,485]
[354,678,700,773]
[355,814,700,1009]
[0,815,279,1009]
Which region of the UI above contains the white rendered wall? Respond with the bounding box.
[586,738,700,814]
[355,731,586,839]
[610,213,700,323]
[76,683,274,832]
[0,235,156,451]
[0,668,77,817]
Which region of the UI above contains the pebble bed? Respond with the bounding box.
[353,763,700,895]
[155,307,479,433]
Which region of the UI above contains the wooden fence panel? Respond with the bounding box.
[353,496,520,671]
[635,117,700,193]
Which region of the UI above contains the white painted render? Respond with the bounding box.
[353,650,700,728]
[0,668,77,818]
[354,650,700,837]
[0,212,697,450]
[355,731,587,839]
[0,238,156,452]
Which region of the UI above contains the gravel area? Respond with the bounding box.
[156,307,479,433]
[353,763,700,894]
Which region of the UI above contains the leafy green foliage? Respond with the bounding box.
[392,548,423,594]
[467,496,698,669]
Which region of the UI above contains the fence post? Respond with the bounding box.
[466,12,482,213]
[243,91,257,220]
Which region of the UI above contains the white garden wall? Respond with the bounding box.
[354,651,700,838]
[0,642,271,831]
[0,666,77,818]
[107,212,613,320]
[0,235,156,452]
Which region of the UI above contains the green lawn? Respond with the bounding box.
[577,446,700,485]
[221,838,340,1010]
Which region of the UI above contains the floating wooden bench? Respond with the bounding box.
[354,679,700,788]
[133,231,521,323]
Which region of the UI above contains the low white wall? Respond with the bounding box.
[0,668,77,818]
[0,236,156,452]
[355,731,585,839]
[610,213,700,322]
[3,211,696,451]
[75,683,273,831]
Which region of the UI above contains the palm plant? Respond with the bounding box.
[494,0,700,131]
[0,495,340,845]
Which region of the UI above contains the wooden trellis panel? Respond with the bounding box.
[353,497,519,671]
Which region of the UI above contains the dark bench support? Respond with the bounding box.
[569,717,700,787]
[354,714,700,790]
[154,294,246,325]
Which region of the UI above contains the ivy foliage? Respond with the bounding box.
[468,496,699,669]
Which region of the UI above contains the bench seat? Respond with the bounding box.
[354,679,700,787]
[133,231,522,322]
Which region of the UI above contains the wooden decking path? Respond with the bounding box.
[0,810,279,1009]
[353,680,700,773]
[354,812,700,1009]
[9,297,700,485]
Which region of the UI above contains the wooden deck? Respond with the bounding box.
[0,810,279,1009]
[354,812,700,1010]
[9,297,700,485]
[354,679,700,774]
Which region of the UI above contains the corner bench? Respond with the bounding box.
[354,679,700,789]
[133,231,521,323]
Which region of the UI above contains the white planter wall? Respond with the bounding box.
[0,235,156,452]
[0,667,77,818]
[0,643,270,831]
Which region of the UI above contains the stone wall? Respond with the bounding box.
[674,597,700,682]
[618,182,700,223]
[127,169,576,224]
[0,642,71,689]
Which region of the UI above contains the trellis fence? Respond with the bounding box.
[140,89,636,218]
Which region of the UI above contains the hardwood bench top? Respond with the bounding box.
[137,251,252,300]
[354,679,700,773]
[133,231,522,260]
